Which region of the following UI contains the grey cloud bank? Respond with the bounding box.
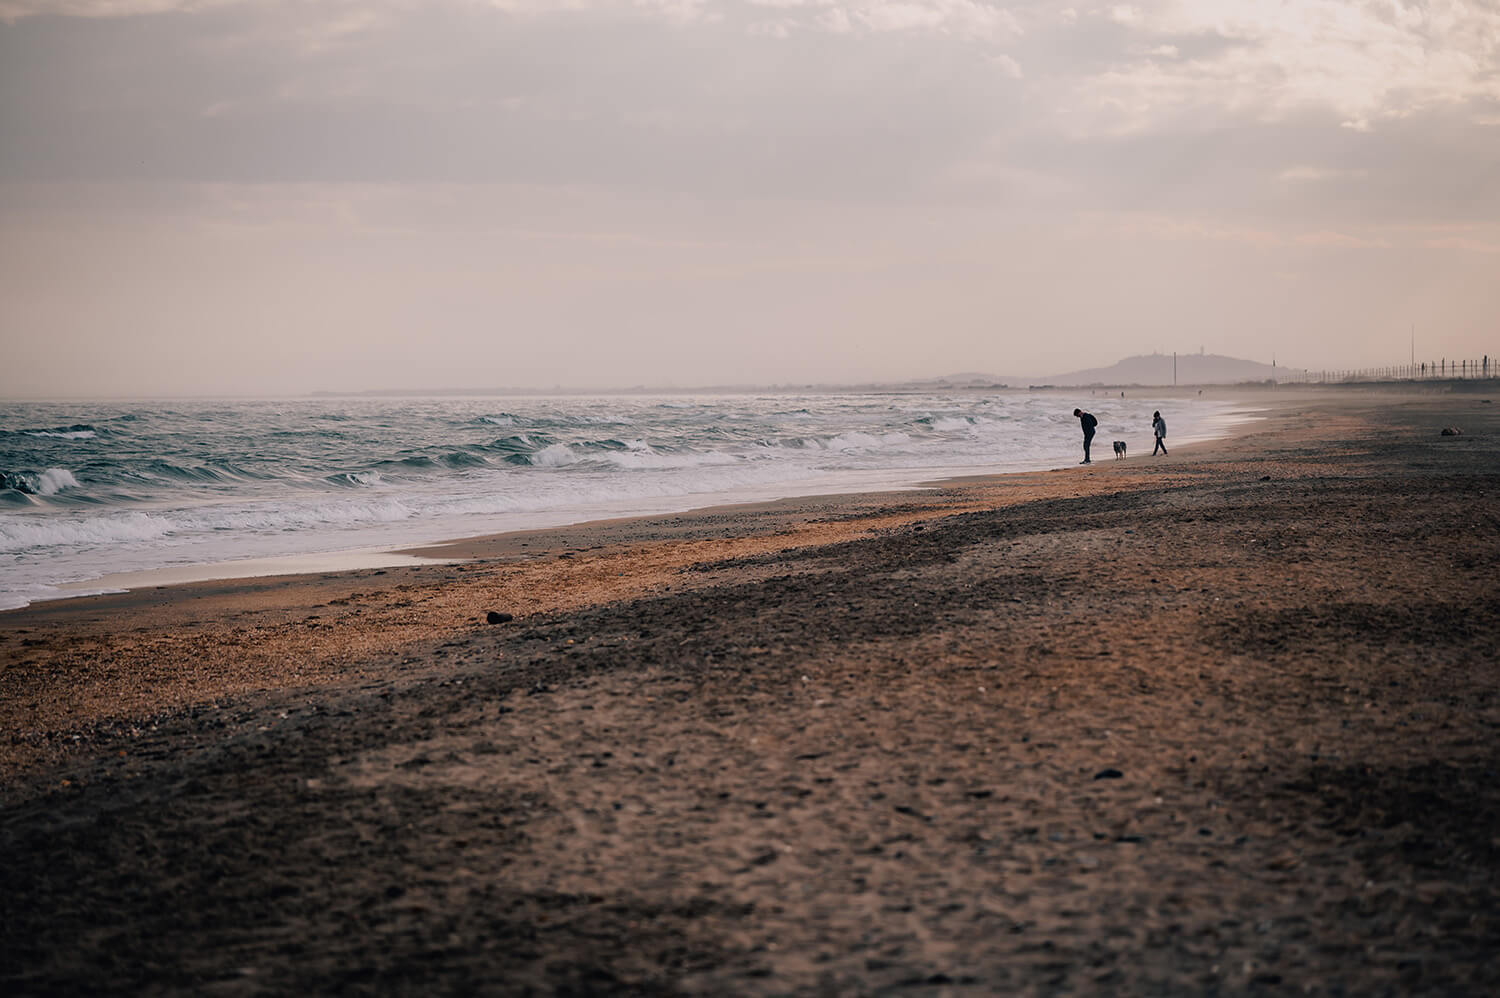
[1,1,1496,396]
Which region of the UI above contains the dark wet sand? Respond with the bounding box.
[3,388,1499,995]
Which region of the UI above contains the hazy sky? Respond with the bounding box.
[2,0,1497,395]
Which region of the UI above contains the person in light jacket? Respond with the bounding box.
[1152,411,1168,456]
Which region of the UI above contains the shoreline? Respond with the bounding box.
[11,395,1270,612]
[2,392,1277,783]
[3,387,1498,992]
[0,387,1413,785]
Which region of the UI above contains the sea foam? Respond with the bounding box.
[530,443,580,468]
[0,467,82,497]
[922,416,978,432]
[0,510,172,552]
[37,468,79,495]
[26,429,97,440]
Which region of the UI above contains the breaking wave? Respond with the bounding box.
[23,425,98,440]
[0,510,172,551]
[326,471,382,488]
[1,467,80,496]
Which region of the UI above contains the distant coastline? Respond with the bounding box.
[305,350,1496,398]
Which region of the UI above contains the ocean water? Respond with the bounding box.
[0,393,1252,609]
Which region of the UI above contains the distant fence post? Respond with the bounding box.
[1298,358,1500,383]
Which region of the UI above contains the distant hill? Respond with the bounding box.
[1037,352,1279,387]
[913,353,1280,390]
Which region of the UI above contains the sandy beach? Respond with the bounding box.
[3,387,1498,994]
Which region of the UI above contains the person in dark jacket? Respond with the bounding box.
[1073,408,1098,464]
[1152,410,1168,455]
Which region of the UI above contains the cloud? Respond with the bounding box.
[746,17,793,37]
[991,52,1021,78]
[0,0,233,18]
[1276,165,1365,183]
[1392,223,1500,256]
[1420,235,1500,255]
[1,0,1494,229]
[630,0,714,25]
[0,0,720,22]
[818,7,851,33]
[0,0,1020,40]
[741,1,1025,41]
[1090,211,1500,257]
[1294,229,1389,250]
[1058,1,1500,136]
[1091,211,1395,250]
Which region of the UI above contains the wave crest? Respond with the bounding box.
[916,415,977,432]
[1,467,80,496]
[530,443,579,468]
[326,471,383,488]
[24,424,98,440]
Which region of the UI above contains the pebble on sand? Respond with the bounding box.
[485,611,514,624]
[1094,768,1124,780]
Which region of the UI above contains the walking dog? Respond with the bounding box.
[1112,440,1127,459]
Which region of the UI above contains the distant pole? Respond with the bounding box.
[1173,351,1177,387]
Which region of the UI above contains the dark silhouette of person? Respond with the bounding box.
[1152,410,1168,455]
[1073,408,1097,464]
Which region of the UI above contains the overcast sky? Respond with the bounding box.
[2,0,1497,395]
